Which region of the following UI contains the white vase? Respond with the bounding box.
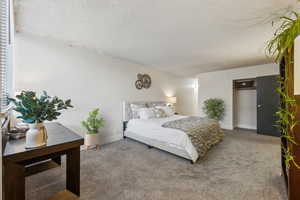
[26,123,48,149]
[85,134,99,148]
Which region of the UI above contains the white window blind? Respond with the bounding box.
[0,0,10,113]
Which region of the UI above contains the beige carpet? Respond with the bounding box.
[26,129,286,200]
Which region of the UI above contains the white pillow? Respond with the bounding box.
[153,108,168,118]
[138,108,156,119]
[155,106,174,116]
[130,104,146,119]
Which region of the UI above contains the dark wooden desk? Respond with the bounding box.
[3,123,84,200]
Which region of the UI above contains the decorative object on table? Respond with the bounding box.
[203,98,225,121]
[8,91,73,148]
[8,127,28,140]
[8,112,29,140]
[142,74,151,89]
[81,108,104,150]
[135,73,152,89]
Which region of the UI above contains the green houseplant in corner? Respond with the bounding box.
[9,91,73,148]
[81,108,104,149]
[203,98,225,121]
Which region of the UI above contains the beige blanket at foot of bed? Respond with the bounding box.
[162,116,224,159]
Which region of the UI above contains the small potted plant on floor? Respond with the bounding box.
[9,91,73,148]
[81,108,104,149]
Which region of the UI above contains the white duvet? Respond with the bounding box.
[126,115,199,161]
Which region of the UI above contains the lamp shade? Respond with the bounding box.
[168,97,177,104]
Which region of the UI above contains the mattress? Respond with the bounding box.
[125,115,199,162]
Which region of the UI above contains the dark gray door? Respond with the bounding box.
[256,75,280,137]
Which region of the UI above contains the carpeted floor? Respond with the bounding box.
[26,129,286,200]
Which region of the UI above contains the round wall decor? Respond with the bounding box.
[135,80,143,90]
[142,74,151,89]
[137,73,143,81]
[135,73,152,90]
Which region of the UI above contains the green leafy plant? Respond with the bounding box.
[266,6,300,169]
[203,98,225,121]
[266,11,300,64]
[8,91,73,123]
[81,108,104,134]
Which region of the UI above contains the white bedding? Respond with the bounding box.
[126,115,199,162]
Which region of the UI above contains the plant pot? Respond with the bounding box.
[85,133,99,148]
[26,123,48,149]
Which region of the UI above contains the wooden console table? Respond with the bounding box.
[3,123,84,200]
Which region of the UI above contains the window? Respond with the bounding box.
[0,0,13,114]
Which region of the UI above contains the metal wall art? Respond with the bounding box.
[135,73,152,90]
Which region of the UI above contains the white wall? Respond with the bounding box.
[234,89,257,130]
[197,64,279,130]
[14,33,194,144]
[176,78,198,116]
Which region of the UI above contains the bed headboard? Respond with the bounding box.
[122,101,167,122]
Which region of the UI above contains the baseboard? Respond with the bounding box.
[235,124,257,130]
[99,134,123,145]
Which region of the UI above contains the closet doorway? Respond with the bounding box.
[233,75,280,137]
[233,78,257,131]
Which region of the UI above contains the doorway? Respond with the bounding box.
[233,78,257,131]
[233,75,280,136]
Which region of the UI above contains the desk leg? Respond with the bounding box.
[66,147,80,196]
[4,161,25,200]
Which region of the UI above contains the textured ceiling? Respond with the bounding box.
[14,0,300,76]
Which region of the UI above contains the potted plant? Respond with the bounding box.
[81,108,104,149]
[9,91,73,148]
[202,98,225,121]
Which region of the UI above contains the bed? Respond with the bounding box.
[123,101,224,163]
